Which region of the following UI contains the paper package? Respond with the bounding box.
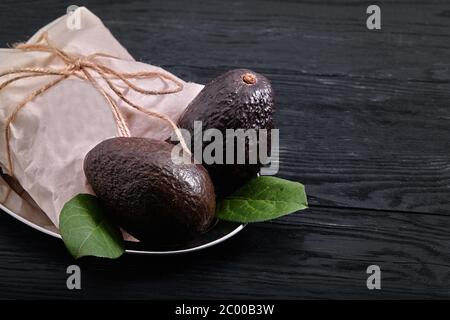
[0,7,203,228]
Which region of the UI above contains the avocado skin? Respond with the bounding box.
[84,137,216,244]
[177,69,274,196]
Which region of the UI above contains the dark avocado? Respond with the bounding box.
[177,69,274,196]
[84,137,216,244]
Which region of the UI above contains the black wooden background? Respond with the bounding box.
[0,0,449,299]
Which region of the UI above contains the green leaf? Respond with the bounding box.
[216,176,308,223]
[59,194,125,259]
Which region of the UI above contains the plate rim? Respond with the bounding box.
[0,201,246,255]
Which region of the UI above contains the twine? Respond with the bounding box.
[0,32,191,177]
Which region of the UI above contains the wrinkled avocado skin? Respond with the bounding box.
[84,137,216,244]
[177,69,274,196]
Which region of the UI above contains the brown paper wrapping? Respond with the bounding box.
[0,7,203,228]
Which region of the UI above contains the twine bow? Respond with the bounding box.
[0,32,191,177]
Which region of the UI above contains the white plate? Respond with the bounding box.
[0,173,245,255]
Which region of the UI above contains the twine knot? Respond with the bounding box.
[68,58,85,71]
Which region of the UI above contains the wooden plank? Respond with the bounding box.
[0,205,449,299]
[274,74,450,214]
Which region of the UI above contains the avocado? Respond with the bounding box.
[177,69,274,195]
[84,137,216,244]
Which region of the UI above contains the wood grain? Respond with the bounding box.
[0,0,449,299]
[1,206,450,299]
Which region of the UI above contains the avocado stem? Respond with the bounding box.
[242,73,257,85]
